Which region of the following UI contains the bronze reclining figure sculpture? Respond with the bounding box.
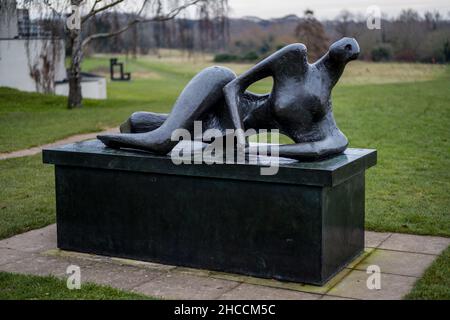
[98,37,360,160]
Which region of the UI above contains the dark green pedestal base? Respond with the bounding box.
[43,140,376,285]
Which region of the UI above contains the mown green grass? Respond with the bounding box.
[405,246,450,300]
[0,272,150,300]
[0,89,147,153]
[0,155,55,239]
[334,77,450,236]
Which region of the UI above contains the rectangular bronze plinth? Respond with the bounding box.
[43,140,376,285]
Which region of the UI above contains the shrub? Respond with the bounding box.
[371,45,392,62]
[240,51,260,61]
[443,40,450,63]
[214,52,260,63]
[213,53,238,62]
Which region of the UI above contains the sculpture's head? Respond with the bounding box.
[317,37,360,89]
[329,37,360,64]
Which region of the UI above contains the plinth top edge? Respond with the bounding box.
[43,139,377,187]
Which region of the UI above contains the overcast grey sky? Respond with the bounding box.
[228,0,450,20]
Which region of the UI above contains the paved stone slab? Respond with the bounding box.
[77,262,165,291]
[379,233,450,255]
[110,257,177,272]
[0,248,31,266]
[320,295,356,300]
[174,267,212,278]
[355,249,436,278]
[218,283,321,300]
[44,249,176,272]
[0,226,447,300]
[44,249,112,264]
[0,250,164,291]
[365,231,391,248]
[210,267,352,295]
[347,249,374,269]
[327,270,417,300]
[0,225,56,253]
[0,253,94,277]
[133,273,240,300]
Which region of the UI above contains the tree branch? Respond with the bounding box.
[82,0,125,24]
[82,19,139,47]
[88,0,102,15]
[82,0,205,48]
[149,0,204,22]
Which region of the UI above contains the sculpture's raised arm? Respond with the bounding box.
[223,43,308,147]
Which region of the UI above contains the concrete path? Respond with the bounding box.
[1,225,448,300]
[0,128,119,160]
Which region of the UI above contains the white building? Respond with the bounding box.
[0,2,106,99]
[55,73,107,100]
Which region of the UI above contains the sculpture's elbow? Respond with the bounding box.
[340,133,349,149]
[333,133,349,155]
[223,80,239,93]
[315,134,348,158]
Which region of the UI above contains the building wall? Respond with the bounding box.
[0,0,19,38]
[0,3,107,100]
[55,78,108,100]
[0,39,66,92]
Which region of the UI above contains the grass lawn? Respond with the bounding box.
[0,89,146,153]
[0,155,54,240]
[405,246,450,300]
[0,56,449,299]
[0,272,150,300]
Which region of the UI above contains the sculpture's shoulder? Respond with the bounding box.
[270,43,308,70]
[275,43,307,57]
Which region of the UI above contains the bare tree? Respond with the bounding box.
[69,0,219,109]
[394,9,423,61]
[295,10,329,62]
[22,0,227,108]
[335,9,354,37]
[424,10,441,31]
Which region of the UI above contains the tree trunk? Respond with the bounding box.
[68,28,83,109]
[67,0,84,109]
[132,24,138,59]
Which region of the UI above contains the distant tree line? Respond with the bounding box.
[83,11,229,58]
[224,9,450,64]
[18,3,450,64]
[328,9,450,63]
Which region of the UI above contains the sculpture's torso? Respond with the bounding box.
[229,50,334,143]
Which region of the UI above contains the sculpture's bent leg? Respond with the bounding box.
[98,66,236,154]
[120,112,169,134]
